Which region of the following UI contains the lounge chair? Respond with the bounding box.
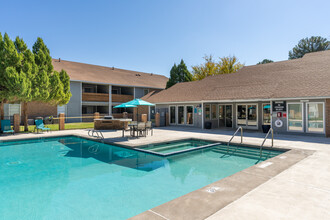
[146,121,153,136]
[1,120,14,135]
[34,119,51,133]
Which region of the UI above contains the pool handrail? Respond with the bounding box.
[227,126,243,152]
[260,128,274,158]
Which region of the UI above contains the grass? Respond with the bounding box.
[19,122,94,132]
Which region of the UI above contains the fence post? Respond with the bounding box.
[155,112,160,127]
[13,114,20,133]
[59,113,65,130]
[94,112,100,120]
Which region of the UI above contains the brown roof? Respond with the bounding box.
[143,50,330,103]
[52,59,168,89]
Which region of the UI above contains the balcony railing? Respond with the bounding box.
[82,93,109,102]
[112,94,134,103]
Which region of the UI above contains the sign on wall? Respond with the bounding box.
[272,101,286,112]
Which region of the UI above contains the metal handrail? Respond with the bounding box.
[227,126,243,152]
[88,129,104,139]
[260,128,274,157]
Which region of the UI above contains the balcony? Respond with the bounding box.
[82,93,109,102]
[112,94,134,103]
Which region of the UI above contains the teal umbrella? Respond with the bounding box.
[114,99,155,121]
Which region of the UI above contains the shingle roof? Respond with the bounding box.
[52,59,168,89]
[143,50,330,103]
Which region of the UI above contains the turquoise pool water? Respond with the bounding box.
[0,136,282,220]
[140,139,215,154]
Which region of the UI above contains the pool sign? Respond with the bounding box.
[272,101,286,111]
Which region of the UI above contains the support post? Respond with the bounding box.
[13,114,20,133]
[141,114,147,122]
[155,112,160,127]
[59,113,65,130]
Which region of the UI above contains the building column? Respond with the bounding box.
[109,85,112,115]
[326,99,330,137]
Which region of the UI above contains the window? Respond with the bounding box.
[170,106,176,124]
[307,102,324,133]
[8,104,21,117]
[205,104,210,120]
[186,106,193,125]
[288,103,303,131]
[143,89,149,96]
[211,104,217,119]
[262,103,271,125]
[178,106,185,124]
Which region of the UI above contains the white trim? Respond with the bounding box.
[152,96,330,105]
[306,102,325,134]
[287,102,304,133]
[109,85,112,115]
[236,103,259,130]
[202,102,204,129]
[133,87,136,99]
[70,80,164,90]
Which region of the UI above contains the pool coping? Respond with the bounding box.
[0,133,314,220]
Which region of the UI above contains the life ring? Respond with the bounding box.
[275,119,283,128]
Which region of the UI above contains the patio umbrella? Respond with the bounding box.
[114,99,155,121]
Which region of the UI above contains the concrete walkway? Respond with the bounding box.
[1,127,329,219]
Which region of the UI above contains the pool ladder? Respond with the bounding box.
[259,128,274,158]
[227,126,243,152]
[88,129,104,139]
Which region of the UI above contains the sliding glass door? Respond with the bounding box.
[169,106,176,124]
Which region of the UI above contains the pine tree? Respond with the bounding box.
[289,36,330,59]
[166,59,193,89]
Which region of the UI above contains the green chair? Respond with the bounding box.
[1,120,14,135]
[34,119,51,133]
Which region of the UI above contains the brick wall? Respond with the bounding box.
[25,102,57,118]
[326,99,330,137]
[133,105,149,121]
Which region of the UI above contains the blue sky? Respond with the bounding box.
[1,0,329,77]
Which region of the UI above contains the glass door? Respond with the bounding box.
[169,106,176,124]
[178,106,185,125]
[237,105,247,127]
[225,105,232,127]
[237,104,258,129]
[218,105,225,127]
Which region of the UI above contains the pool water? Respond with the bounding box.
[0,136,282,220]
[139,139,215,154]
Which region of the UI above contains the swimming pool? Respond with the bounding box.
[0,136,283,219]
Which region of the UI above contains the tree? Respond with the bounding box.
[192,55,243,80]
[0,33,71,131]
[166,59,193,89]
[257,59,274,65]
[289,36,330,59]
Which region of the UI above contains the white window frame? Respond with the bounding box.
[262,103,271,126]
[287,102,304,133]
[306,102,325,134]
[169,105,177,125]
[236,103,259,130]
[185,105,194,126]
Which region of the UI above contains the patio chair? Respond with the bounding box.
[34,119,51,133]
[1,120,14,135]
[146,121,153,136]
[136,122,146,137]
[129,121,138,137]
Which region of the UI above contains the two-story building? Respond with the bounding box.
[2,59,168,122]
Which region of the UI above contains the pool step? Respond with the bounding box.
[211,147,280,160]
[143,141,209,153]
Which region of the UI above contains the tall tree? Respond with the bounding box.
[257,59,274,65]
[0,33,71,131]
[166,59,193,89]
[289,36,330,59]
[192,55,243,80]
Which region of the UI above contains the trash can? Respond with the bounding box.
[204,121,212,129]
[262,125,271,133]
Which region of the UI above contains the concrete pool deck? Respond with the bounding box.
[1,127,329,219]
